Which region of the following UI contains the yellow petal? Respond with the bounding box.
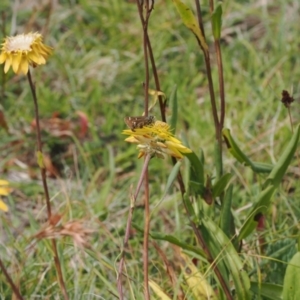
[28,51,42,65]
[19,57,29,74]
[4,56,12,73]
[12,52,22,73]
[0,179,9,185]
[0,199,8,212]
[0,52,7,64]
[0,180,12,196]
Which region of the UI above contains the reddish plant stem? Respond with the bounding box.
[136,1,153,299]
[143,165,150,300]
[194,0,220,143]
[0,258,24,300]
[27,70,69,300]
[209,0,225,134]
[117,154,152,299]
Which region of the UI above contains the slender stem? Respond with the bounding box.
[136,2,152,298]
[27,71,52,217]
[136,0,150,116]
[137,6,186,194]
[117,154,152,299]
[215,41,225,131]
[136,3,166,121]
[288,108,294,133]
[0,258,24,300]
[191,2,232,298]
[27,70,69,300]
[143,164,150,300]
[195,1,220,140]
[209,0,225,178]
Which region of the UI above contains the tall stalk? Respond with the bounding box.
[27,71,69,300]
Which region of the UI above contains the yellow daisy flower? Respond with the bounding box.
[0,32,53,75]
[123,120,192,159]
[0,179,11,212]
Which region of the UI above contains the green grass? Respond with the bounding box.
[1,0,300,299]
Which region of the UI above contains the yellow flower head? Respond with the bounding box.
[0,32,53,75]
[123,120,192,159]
[0,180,11,212]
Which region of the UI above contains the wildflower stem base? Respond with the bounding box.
[27,70,69,300]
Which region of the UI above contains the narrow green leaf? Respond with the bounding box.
[201,219,229,285]
[211,2,222,39]
[169,85,178,134]
[251,162,274,173]
[164,160,182,197]
[212,173,232,198]
[183,192,197,220]
[139,227,205,256]
[222,128,273,173]
[201,218,251,300]
[152,161,182,215]
[264,124,300,188]
[220,184,236,240]
[173,0,208,53]
[250,282,283,300]
[214,139,222,180]
[185,151,205,196]
[222,128,251,165]
[283,251,300,299]
[239,125,300,240]
[238,185,276,241]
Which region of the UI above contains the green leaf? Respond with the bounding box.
[183,192,197,221]
[140,227,205,256]
[238,185,276,241]
[283,251,300,299]
[212,173,232,198]
[250,282,283,300]
[220,184,236,242]
[222,128,273,173]
[264,124,300,188]
[201,218,251,300]
[173,0,208,53]
[214,139,223,180]
[164,160,182,197]
[238,124,300,240]
[211,2,222,39]
[169,85,178,134]
[185,151,205,196]
[152,160,182,214]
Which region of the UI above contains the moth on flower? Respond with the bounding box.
[0,32,52,75]
[124,115,155,131]
[123,120,192,159]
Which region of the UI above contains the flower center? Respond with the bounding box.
[6,35,35,52]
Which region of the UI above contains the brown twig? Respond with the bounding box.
[27,70,69,300]
[135,1,153,299]
[0,258,24,300]
[117,153,152,299]
[194,0,221,149]
[143,164,150,300]
[211,8,225,131]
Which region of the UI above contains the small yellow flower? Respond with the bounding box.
[123,120,192,159]
[0,179,11,212]
[0,32,52,75]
